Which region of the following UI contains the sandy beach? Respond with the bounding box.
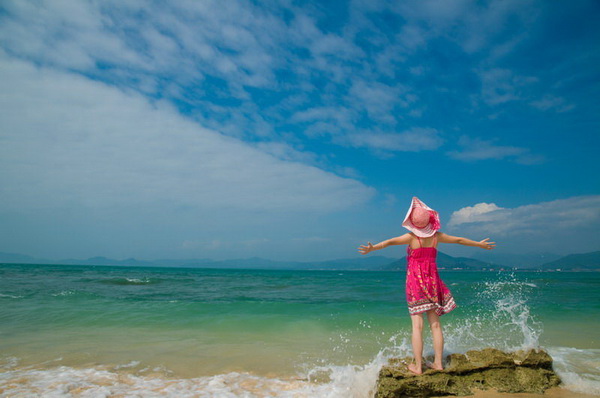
[450,387,598,398]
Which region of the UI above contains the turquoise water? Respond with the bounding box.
[1,263,599,396]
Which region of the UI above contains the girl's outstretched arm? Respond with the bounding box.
[437,232,495,250]
[358,233,412,255]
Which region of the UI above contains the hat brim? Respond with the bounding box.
[402,197,440,238]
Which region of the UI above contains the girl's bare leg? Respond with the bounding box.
[409,313,424,374]
[426,310,444,370]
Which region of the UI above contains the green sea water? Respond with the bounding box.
[1,263,599,396]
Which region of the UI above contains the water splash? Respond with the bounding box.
[444,272,543,353]
[304,273,548,396]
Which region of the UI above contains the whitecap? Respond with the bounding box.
[548,346,600,396]
[126,278,149,283]
[51,290,76,297]
[0,357,19,370]
[0,293,22,299]
[114,361,140,370]
[0,365,381,397]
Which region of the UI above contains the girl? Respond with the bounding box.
[358,197,495,375]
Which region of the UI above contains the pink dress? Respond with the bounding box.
[406,234,456,316]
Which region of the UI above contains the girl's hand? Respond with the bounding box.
[358,242,374,255]
[479,238,496,250]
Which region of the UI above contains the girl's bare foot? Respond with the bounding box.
[407,363,422,375]
[426,362,443,371]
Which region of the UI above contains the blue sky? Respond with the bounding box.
[0,0,599,262]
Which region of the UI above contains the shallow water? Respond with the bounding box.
[1,264,599,396]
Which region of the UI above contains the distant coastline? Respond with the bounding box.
[1,250,599,272]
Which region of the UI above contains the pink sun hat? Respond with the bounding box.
[402,196,441,238]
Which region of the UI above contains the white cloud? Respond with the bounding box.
[448,196,600,238]
[447,136,543,164]
[388,0,537,55]
[396,24,428,50]
[0,0,147,70]
[0,54,375,214]
[0,0,284,93]
[448,203,504,226]
[291,106,355,126]
[346,127,444,153]
[479,68,538,106]
[253,142,317,165]
[459,0,537,54]
[0,0,582,177]
[348,80,411,122]
[0,0,425,150]
[530,95,575,113]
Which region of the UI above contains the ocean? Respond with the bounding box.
[0,263,599,397]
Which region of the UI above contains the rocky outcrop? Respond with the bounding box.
[376,348,560,397]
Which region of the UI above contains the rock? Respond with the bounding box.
[513,348,554,369]
[375,348,561,397]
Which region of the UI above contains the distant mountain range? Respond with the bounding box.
[1,250,599,271]
[539,251,600,271]
[378,252,501,271]
[468,252,563,268]
[0,253,396,271]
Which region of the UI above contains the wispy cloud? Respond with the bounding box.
[348,80,413,123]
[530,95,575,113]
[0,0,572,167]
[0,0,146,70]
[0,54,374,214]
[0,0,597,260]
[478,68,538,106]
[380,0,538,55]
[0,0,432,154]
[346,128,444,154]
[291,106,355,126]
[447,136,543,164]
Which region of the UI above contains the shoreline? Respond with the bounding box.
[2,364,597,397]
